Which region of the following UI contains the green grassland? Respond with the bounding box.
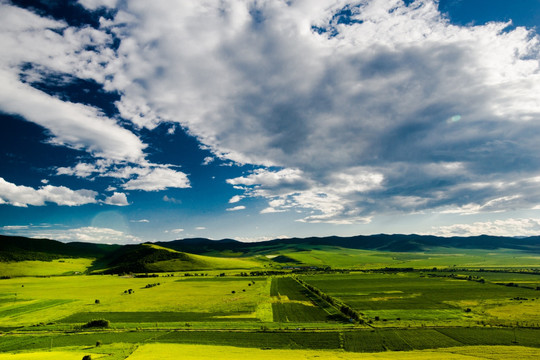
[0,258,93,277]
[1,243,538,277]
[0,275,271,326]
[267,246,540,269]
[1,237,540,359]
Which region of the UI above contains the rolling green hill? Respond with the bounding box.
[100,243,262,273]
[1,234,539,276]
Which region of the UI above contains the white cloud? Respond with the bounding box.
[195,226,206,230]
[0,177,97,207]
[202,156,215,165]
[91,0,539,223]
[57,162,100,178]
[0,70,146,162]
[103,192,129,206]
[228,195,244,203]
[226,205,246,211]
[170,228,184,234]
[4,0,540,225]
[78,0,119,10]
[229,167,382,223]
[0,224,139,244]
[0,3,192,201]
[233,235,290,243]
[430,218,540,237]
[130,219,150,223]
[0,4,146,163]
[163,195,182,204]
[1,225,29,230]
[57,162,191,192]
[46,226,141,244]
[122,167,190,191]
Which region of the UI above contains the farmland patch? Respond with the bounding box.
[0,299,73,319]
[59,311,258,323]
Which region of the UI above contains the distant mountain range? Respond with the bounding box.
[154,234,540,254]
[1,234,539,274]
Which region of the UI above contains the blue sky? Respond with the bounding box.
[1,0,540,244]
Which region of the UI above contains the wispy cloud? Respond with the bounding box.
[429,218,540,237]
[228,195,244,204]
[163,195,182,204]
[202,156,215,165]
[226,205,246,212]
[1,225,29,230]
[1,225,141,244]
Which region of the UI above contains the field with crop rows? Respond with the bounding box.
[300,272,540,326]
[270,277,344,322]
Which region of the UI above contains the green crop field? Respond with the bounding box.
[300,272,540,327]
[1,243,540,359]
[270,277,345,322]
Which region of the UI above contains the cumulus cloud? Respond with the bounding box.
[87,0,540,223]
[430,218,540,237]
[104,192,129,206]
[0,177,97,207]
[4,0,540,225]
[228,167,382,222]
[0,2,190,198]
[122,167,190,191]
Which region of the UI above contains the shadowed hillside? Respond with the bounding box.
[0,235,119,261]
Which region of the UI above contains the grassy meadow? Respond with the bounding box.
[0,258,93,277]
[1,240,540,359]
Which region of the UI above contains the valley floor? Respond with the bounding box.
[1,269,540,359]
